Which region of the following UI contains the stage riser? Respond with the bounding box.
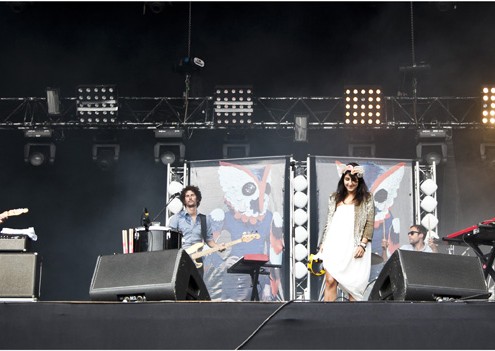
[0,301,494,349]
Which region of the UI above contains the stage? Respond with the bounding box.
[1,300,494,349]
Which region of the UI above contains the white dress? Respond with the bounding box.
[322,204,371,301]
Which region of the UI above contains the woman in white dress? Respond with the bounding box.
[318,162,375,301]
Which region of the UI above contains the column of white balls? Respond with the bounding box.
[292,170,310,285]
[419,177,439,240]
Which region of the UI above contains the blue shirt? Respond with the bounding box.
[168,210,213,249]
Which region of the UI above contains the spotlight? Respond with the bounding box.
[23,129,55,166]
[76,84,118,124]
[480,143,495,170]
[92,144,119,171]
[154,129,185,166]
[416,130,447,165]
[222,144,250,159]
[344,86,383,125]
[154,143,185,165]
[348,143,376,158]
[24,143,56,166]
[214,85,254,126]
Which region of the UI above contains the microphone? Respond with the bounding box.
[142,207,151,230]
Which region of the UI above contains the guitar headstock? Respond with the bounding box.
[7,208,29,216]
[241,232,261,242]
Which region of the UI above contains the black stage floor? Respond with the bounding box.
[1,300,494,349]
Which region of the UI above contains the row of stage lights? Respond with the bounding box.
[44,84,495,126]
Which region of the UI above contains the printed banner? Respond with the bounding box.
[189,157,287,301]
[314,156,414,284]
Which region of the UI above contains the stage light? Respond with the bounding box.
[92,144,119,171]
[222,143,250,159]
[294,115,308,142]
[214,86,254,126]
[76,84,118,124]
[348,143,376,158]
[481,86,495,124]
[416,129,447,165]
[154,128,186,166]
[420,195,437,212]
[480,143,495,170]
[46,88,61,115]
[24,143,56,166]
[344,86,383,125]
[23,129,56,166]
[154,143,185,166]
[168,180,184,195]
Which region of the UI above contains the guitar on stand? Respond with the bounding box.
[185,232,260,268]
[0,208,29,223]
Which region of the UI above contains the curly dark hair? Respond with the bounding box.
[335,162,370,205]
[179,185,202,207]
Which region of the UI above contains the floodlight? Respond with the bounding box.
[76,84,118,124]
[344,86,383,125]
[214,86,254,125]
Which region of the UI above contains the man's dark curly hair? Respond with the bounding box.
[179,185,202,207]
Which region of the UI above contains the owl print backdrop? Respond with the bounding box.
[189,157,287,301]
[314,156,414,282]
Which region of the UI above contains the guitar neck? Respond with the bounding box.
[191,238,243,260]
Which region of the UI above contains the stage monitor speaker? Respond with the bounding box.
[369,250,489,301]
[0,253,41,299]
[89,249,210,301]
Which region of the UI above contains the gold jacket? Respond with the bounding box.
[319,192,375,247]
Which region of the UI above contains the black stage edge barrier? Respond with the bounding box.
[90,249,210,301]
[1,301,495,349]
[370,250,489,301]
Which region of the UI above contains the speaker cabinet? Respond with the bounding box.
[369,250,489,301]
[89,249,210,301]
[0,253,41,299]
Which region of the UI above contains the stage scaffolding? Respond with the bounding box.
[0,95,486,131]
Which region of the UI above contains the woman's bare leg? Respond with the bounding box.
[323,271,338,301]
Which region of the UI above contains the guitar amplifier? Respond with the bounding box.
[0,252,41,299]
[0,235,30,252]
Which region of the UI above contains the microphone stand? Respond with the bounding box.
[152,194,179,223]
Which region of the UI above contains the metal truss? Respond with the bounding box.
[0,95,487,131]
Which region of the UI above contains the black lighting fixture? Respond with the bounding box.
[480,143,495,170]
[46,87,61,115]
[416,129,447,166]
[23,129,56,166]
[154,129,185,166]
[222,133,250,159]
[348,143,376,158]
[214,85,253,126]
[76,84,118,124]
[92,143,120,171]
[344,86,383,126]
[294,115,308,142]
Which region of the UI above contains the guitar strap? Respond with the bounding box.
[199,214,207,242]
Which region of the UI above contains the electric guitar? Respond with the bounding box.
[185,232,261,268]
[0,208,29,221]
